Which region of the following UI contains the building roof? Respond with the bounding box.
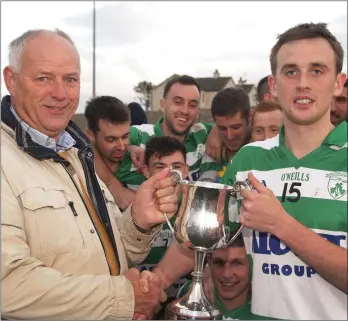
[237,83,254,94]
[195,77,233,92]
[153,74,235,93]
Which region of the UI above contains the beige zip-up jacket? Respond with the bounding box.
[1,121,160,320]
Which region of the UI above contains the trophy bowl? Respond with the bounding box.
[164,170,252,320]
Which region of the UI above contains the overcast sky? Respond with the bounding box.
[1,1,347,113]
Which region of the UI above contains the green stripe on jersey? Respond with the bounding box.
[221,122,347,320]
[116,119,213,188]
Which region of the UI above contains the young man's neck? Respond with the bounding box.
[92,146,120,173]
[283,114,334,159]
[161,121,186,142]
[219,287,249,311]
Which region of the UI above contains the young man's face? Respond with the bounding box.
[214,112,249,154]
[269,37,346,126]
[160,83,200,137]
[142,151,189,179]
[331,86,347,126]
[88,119,130,164]
[251,109,283,142]
[210,246,250,302]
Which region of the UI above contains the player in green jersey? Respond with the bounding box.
[220,22,347,319]
[84,96,135,190]
[176,234,264,320]
[93,75,217,211]
[139,22,347,320]
[139,136,192,318]
[199,87,251,183]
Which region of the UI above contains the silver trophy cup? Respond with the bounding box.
[164,169,253,320]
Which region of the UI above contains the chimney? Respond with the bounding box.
[213,69,220,78]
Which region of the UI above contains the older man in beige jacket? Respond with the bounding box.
[1,29,178,320]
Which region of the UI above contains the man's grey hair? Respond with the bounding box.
[9,28,78,72]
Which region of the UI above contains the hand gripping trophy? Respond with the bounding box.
[164,169,253,320]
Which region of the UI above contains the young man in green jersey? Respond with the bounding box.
[139,136,192,318]
[142,22,347,320]
[84,95,143,192]
[176,234,261,320]
[221,22,347,319]
[94,75,215,211]
[199,87,251,183]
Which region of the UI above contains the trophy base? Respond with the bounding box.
[165,283,222,320]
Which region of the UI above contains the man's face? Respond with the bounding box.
[331,86,347,126]
[269,38,346,126]
[214,112,249,153]
[89,119,130,164]
[161,83,200,136]
[142,151,188,179]
[210,246,250,302]
[4,32,80,139]
[251,109,283,142]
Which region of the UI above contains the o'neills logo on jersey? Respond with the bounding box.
[252,231,346,278]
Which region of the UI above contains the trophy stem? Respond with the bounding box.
[192,248,206,278]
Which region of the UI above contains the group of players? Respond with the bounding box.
[83,22,348,320]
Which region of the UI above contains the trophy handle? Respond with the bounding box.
[223,179,253,247]
[164,212,175,234]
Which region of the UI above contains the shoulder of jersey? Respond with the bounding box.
[190,122,207,133]
[240,135,280,152]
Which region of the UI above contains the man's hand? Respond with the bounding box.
[205,125,226,163]
[203,264,215,303]
[124,268,166,320]
[132,167,179,230]
[116,186,136,211]
[240,172,288,233]
[128,145,145,172]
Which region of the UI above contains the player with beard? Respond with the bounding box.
[85,96,146,190]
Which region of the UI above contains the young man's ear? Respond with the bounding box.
[86,129,95,143]
[142,165,150,179]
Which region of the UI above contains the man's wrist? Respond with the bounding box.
[272,210,294,240]
[130,206,152,234]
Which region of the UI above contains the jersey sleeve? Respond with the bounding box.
[201,122,213,134]
[129,126,142,146]
[220,161,236,186]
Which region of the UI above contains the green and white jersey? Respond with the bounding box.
[221,122,347,320]
[199,153,230,183]
[115,119,215,188]
[115,151,146,190]
[177,284,263,320]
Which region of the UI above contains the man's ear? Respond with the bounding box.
[3,66,18,97]
[142,164,150,179]
[87,129,95,142]
[268,75,278,100]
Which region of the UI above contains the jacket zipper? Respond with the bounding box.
[62,164,113,275]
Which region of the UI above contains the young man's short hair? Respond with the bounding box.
[256,76,270,103]
[85,96,130,134]
[252,101,282,122]
[144,136,187,166]
[211,87,250,121]
[270,22,344,75]
[163,75,201,98]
